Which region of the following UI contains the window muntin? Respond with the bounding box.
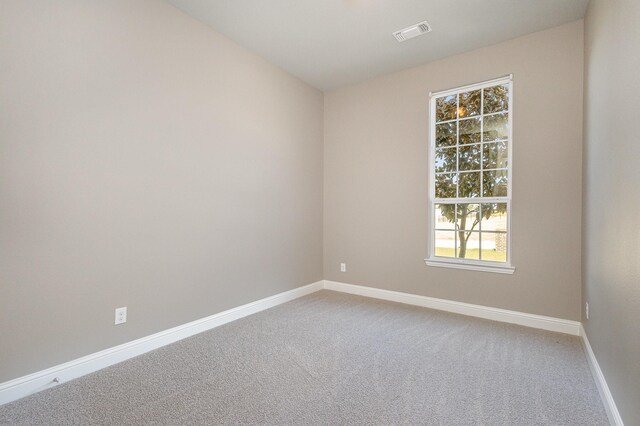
[429,77,512,268]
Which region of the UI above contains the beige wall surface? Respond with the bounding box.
[583,0,640,424]
[324,21,584,320]
[0,0,323,382]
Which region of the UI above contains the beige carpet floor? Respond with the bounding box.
[0,290,608,425]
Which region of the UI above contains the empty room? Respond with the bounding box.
[0,0,638,424]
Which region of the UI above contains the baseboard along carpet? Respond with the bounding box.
[0,290,608,425]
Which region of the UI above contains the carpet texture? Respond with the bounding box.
[0,290,608,425]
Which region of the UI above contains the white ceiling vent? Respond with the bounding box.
[393,21,432,43]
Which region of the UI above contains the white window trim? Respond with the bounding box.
[425,75,515,274]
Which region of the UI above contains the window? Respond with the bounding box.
[425,76,514,274]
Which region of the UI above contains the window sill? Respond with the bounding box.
[424,258,515,274]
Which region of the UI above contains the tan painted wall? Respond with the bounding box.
[324,21,584,320]
[583,1,640,424]
[0,0,323,382]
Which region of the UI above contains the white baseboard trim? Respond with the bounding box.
[0,279,602,412]
[0,280,324,406]
[323,280,581,335]
[580,325,624,426]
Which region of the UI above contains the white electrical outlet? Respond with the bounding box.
[115,307,127,325]
[340,263,347,273]
[585,302,589,320]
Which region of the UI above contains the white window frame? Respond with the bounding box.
[425,75,515,274]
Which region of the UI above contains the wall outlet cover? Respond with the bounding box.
[115,307,127,325]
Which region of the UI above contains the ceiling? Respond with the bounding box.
[167,0,589,91]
